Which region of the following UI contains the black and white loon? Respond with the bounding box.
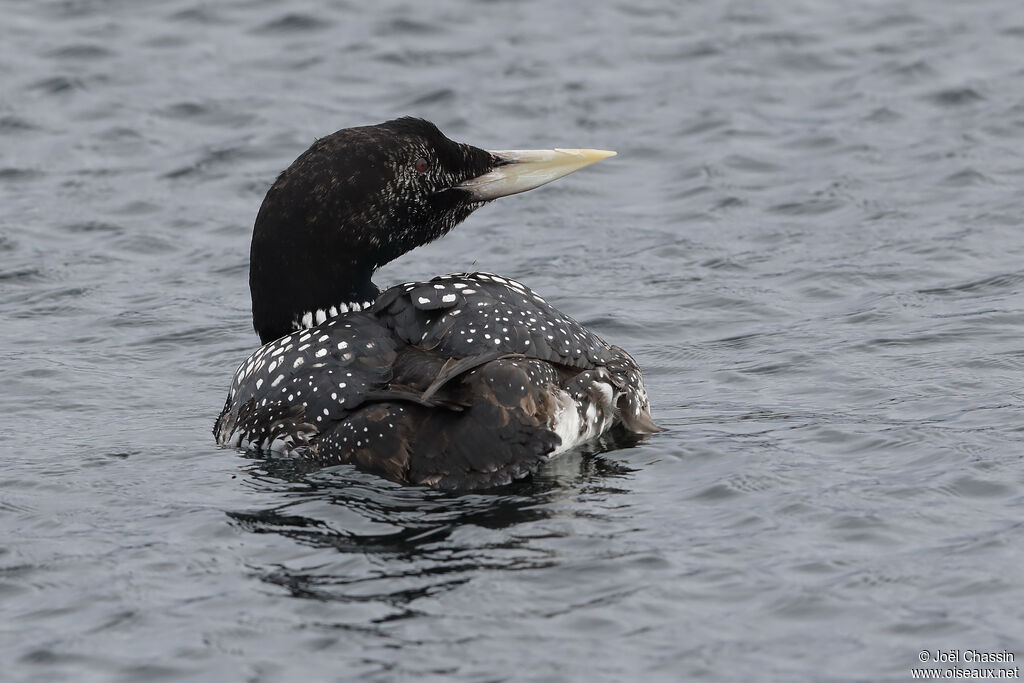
[214,118,661,489]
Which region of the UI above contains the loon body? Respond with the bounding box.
[215,118,660,489]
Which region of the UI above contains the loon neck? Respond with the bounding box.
[249,236,383,344]
[247,153,401,344]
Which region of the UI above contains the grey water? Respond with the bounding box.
[2,0,1023,680]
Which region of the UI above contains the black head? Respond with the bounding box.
[249,118,498,342]
[248,117,615,344]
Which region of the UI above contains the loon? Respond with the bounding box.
[214,117,661,489]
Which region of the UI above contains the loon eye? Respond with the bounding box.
[414,157,430,174]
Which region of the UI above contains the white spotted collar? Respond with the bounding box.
[291,300,374,331]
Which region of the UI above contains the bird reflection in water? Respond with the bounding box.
[226,428,643,610]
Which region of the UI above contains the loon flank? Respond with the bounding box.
[214,117,661,489]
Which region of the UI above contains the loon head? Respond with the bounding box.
[249,117,615,343]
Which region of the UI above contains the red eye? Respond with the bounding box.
[414,157,430,174]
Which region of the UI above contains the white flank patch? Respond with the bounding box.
[548,381,617,456]
[548,390,584,456]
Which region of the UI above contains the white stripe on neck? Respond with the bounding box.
[292,301,373,331]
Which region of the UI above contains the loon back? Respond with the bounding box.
[214,118,661,489]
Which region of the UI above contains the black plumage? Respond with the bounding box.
[215,118,661,489]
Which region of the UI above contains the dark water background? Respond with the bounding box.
[3,1,1024,680]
